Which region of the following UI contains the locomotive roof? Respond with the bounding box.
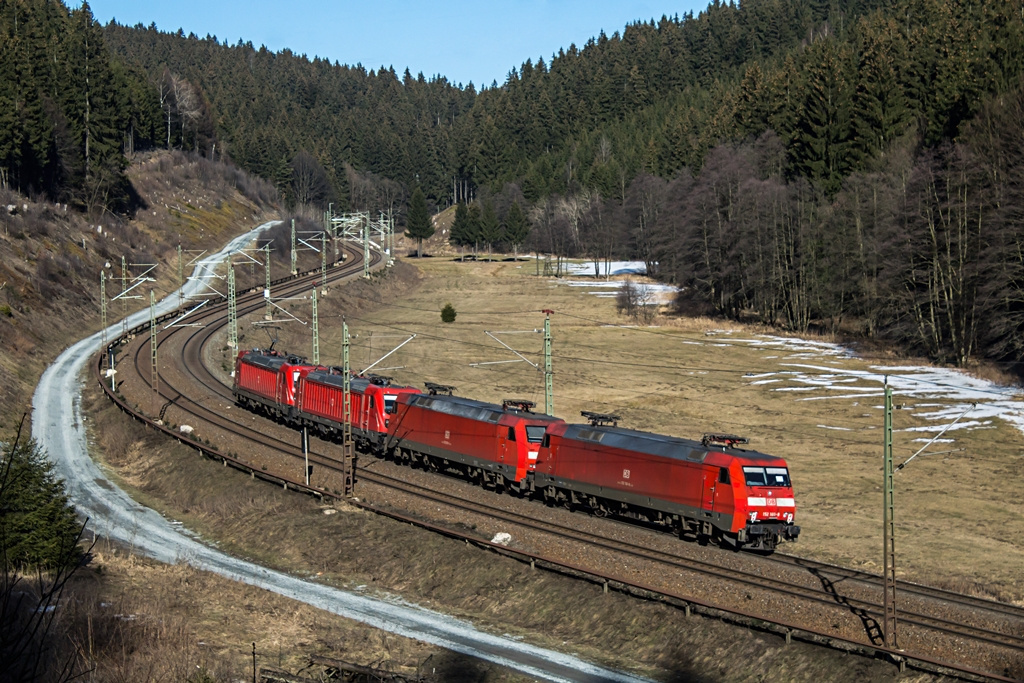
[305,370,416,393]
[242,353,290,371]
[561,423,785,465]
[413,393,561,424]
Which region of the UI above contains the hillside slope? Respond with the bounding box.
[0,150,280,426]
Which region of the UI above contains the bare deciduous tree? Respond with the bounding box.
[290,150,331,209]
[171,75,201,151]
[158,68,175,148]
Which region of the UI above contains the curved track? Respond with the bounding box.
[45,226,663,683]
[106,241,1024,683]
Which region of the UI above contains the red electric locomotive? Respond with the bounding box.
[233,349,313,420]
[385,383,565,492]
[534,412,800,551]
[297,369,421,450]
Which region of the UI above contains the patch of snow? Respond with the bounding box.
[735,337,1024,438]
[557,278,678,304]
[565,261,648,277]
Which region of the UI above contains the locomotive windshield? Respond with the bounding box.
[525,425,547,443]
[743,466,791,487]
[383,395,398,414]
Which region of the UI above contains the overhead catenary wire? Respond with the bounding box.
[251,284,1017,456]
[323,290,1022,399]
[288,314,1009,456]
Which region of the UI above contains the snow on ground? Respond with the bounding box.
[565,261,649,277]
[32,224,652,683]
[556,260,679,304]
[692,330,1024,440]
[551,262,1024,440]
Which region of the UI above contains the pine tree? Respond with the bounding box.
[0,434,83,571]
[479,199,500,253]
[65,1,129,209]
[503,201,531,258]
[404,185,433,257]
[789,37,855,195]
[449,202,470,248]
[465,203,483,255]
[851,15,910,165]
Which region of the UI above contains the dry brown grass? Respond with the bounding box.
[79,389,536,682]
[74,253,1023,681]
[238,257,1024,605]
[0,150,281,425]
[82,386,908,683]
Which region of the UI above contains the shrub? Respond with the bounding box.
[440,302,456,323]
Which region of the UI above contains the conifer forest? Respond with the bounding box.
[3,0,1024,371]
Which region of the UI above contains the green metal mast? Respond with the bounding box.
[543,310,554,416]
[311,287,319,365]
[121,255,128,334]
[883,378,898,650]
[264,244,272,320]
[321,231,327,284]
[342,320,354,494]
[290,218,297,276]
[177,244,183,307]
[363,216,370,278]
[389,212,395,259]
[228,267,238,352]
[150,290,158,408]
[100,271,107,348]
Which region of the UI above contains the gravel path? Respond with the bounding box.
[31,222,651,683]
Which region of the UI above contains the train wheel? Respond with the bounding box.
[543,485,556,507]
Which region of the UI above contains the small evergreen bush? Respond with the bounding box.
[440,303,456,323]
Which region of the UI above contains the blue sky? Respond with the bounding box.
[83,1,709,88]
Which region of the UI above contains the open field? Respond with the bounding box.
[83,301,906,682]
[224,256,1024,604]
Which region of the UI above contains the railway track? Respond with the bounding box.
[101,240,1024,682]
[351,465,1024,651]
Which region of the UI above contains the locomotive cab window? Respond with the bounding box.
[507,427,517,441]
[525,425,547,443]
[766,467,791,486]
[742,467,768,486]
[743,466,791,487]
[718,467,731,484]
[541,434,550,448]
[384,395,398,414]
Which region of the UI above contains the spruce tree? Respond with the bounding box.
[0,435,83,571]
[479,199,500,254]
[404,185,433,257]
[465,203,482,255]
[65,1,130,209]
[790,38,855,195]
[449,202,470,248]
[503,201,531,259]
